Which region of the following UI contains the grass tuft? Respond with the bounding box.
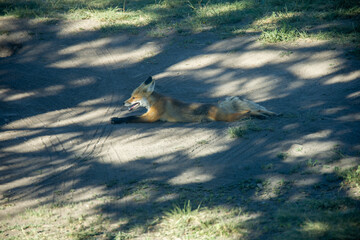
[161,201,247,239]
[277,152,288,160]
[260,24,308,43]
[227,120,264,138]
[336,165,360,189]
[228,125,247,138]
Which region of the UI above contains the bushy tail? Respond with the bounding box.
[218,96,277,119]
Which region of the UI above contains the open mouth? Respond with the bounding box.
[128,102,140,111]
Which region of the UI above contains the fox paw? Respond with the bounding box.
[110,117,124,124]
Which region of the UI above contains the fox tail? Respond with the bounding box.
[218,96,277,119]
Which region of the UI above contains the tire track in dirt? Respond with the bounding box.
[73,41,113,157]
[81,38,170,166]
[2,117,60,200]
[79,41,122,160]
[2,32,127,199]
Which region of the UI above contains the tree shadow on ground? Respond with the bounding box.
[0,14,360,239]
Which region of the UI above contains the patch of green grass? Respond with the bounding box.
[114,231,134,240]
[238,178,266,192]
[2,179,359,240]
[268,198,360,240]
[335,165,360,189]
[160,201,247,239]
[238,178,257,191]
[120,180,154,202]
[306,158,319,168]
[260,24,309,43]
[98,9,154,34]
[330,144,347,162]
[148,23,173,38]
[228,125,247,138]
[227,120,264,138]
[1,0,359,47]
[262,163,274,170]
[23,206,51,218]
[197,139,209,145]
[69,214,108,240]
[3,202,108,239]
[279,50,294,57]
[165,200,199,217]
[187,0,260,28]
[71,227,102,240]
[0,30,10,35]
[246,121,263,131]
[272,179,293,196]
[277,152,288,160]
[310,29,360,45]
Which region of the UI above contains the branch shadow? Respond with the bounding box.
[1,12,360,239]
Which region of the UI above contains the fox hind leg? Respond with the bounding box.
[249,110,278,119]
[218,110,251,122]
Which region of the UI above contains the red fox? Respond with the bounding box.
[111,76,276,124]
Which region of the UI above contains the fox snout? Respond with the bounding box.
[124,99,140,111]
[123,97,134,106]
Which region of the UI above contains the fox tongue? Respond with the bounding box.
[129,103,139,111]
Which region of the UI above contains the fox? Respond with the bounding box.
[110,76,277,124]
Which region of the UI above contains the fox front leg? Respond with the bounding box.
[111,107,162,124]
[111,117,128,124]
[110,116,146,124]
[110,114,159,124]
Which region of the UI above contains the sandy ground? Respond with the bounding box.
[0,17,359,238]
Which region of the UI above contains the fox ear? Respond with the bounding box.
[147,80,155,93]
[144,76,152,85]
[143,76,155,93]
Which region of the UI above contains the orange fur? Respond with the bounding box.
[111,77,275,124]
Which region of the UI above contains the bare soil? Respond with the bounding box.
[1,17,359,239]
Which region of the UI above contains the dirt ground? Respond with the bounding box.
[0,17,359,239]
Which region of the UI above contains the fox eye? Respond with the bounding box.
[132,97,135,99]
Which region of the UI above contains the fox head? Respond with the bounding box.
[124,76,155,111]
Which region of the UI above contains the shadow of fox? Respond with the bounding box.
[111,76,277,124]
